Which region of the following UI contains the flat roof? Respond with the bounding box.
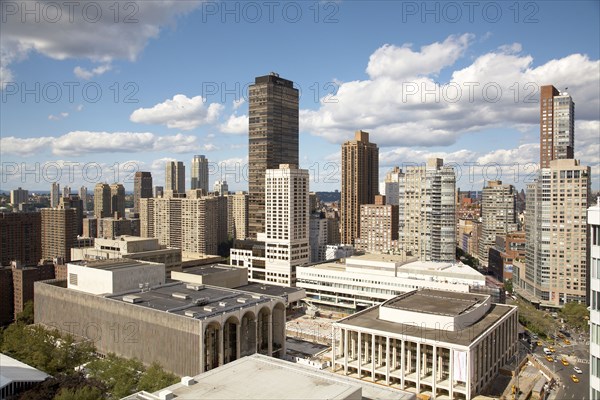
[236,282,305,298]
[347,253,416,263]
[105,282,276,320]
[69,259,154,271]
[179,264,239,276]
[1,353,49,389]
[123,354,414,400]
[336,300,514,347]
[383,289,487,317]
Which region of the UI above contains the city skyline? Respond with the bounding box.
[1,2,598,193]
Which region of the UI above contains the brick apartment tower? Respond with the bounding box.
[341,130,379,246]
[248,73,299,239]
[540,85,574,168]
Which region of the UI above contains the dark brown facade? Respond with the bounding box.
[134,171,153,214]
[341,130,379,245]
[0,212,42,267]
[248,73,299,239]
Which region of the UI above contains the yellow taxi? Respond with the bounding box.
[548,346,556,352]
[545,355,554,362]
[537,340,543,346]
[571,374,579,383]
[564,339,571,345]
[561,358,569,366]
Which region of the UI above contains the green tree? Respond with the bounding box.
[504,279,513,294]
[138,362,179,393]
[559,302,589,331]
[54,386,104,400]
[87,353,144,399]
[16,300,34,324]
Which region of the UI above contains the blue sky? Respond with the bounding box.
[1,0,599,192]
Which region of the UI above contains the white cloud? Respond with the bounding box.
[301,35,600,149]
[366,33,473,79]
[74,63,112,80]
[1,131,199,156]
[1,1,201,88]
[130,94,224,130]
[233,98,246,110]
[48,112,69,121]
[219,114,248,135]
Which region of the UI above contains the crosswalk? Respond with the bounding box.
[576,358,589,364]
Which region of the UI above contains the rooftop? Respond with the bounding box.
[122,354,414,400]
[336,292,513,347]
[69,259,153,271]
[179,264,239,276]
[383,289,487,317]
[1,353,49,390]
[105,281,275,320]
[347,253,416,264]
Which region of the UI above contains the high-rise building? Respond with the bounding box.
[60,195,84,236]
[154,186,164,198]
[62,186,71,199]
[341,130,379,245]
[229,192,248,240]
[0,212,42,266]
[309,214,328,262]
[248,73,299,239]
[540,85,575,168]
[515,159,590,306]
[139,191,228,256]
[10,187,28,207]
[478,181,518,267]
[384,167,403,206]
[589,199,600,399]
[110,183,126,218]
[262,164,309,286]
[94,183,111,218]
[133,171,153,214]
[355,195,399,254]
[213,180,229,196]
[398,158,456,262]
[79,186,88,211]
[41,206,78,262]
[50,182,60,208]
[165,161,185,194]
[191,155,209,194]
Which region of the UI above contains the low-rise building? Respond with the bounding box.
[0,353,49,399]
[332,289,518,399]
[71,236,182,275]
[297,254,486,313]
[35,260,287,377]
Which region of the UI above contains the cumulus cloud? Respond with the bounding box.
[1,131,199,156]
[1,1,201,88]
[233,98,246,110]
[301,35,600,150]
[130,95,224,130]
[74,64,112,80]
[48,112,69,121]
[219,114,248,135]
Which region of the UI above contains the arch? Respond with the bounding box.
[240,311,257,357]
[257,306,271,354]
[204,321,221,371]
[223,315,240,364]
[272,302,286,358]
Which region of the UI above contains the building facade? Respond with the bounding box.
[0,212,42,267]
[332,290,518,400]
[41,206,78,262]
[191,155,209,193]
[341,130,379,246]
[398,158,456,262]
[165,161,186,194]
[229,192,248,240]
[50,182,60,208]
[478,181,518,267]
[355,195,399,254]
[94,183,111,218]
[515,159,590,307]
[248,73,299,239]
[133,171,153,214]
[213,180,229,196]
[10,187,28,206]
[309,214,328,263]
[589,200,600,399]
[540,85,574,169]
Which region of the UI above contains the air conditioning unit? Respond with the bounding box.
[172,292,190,300]
[123,295,142,304]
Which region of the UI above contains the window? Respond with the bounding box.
[69,273,78,286]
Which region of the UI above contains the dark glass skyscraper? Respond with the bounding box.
[134,171,153,213]
[248,73,299,239]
